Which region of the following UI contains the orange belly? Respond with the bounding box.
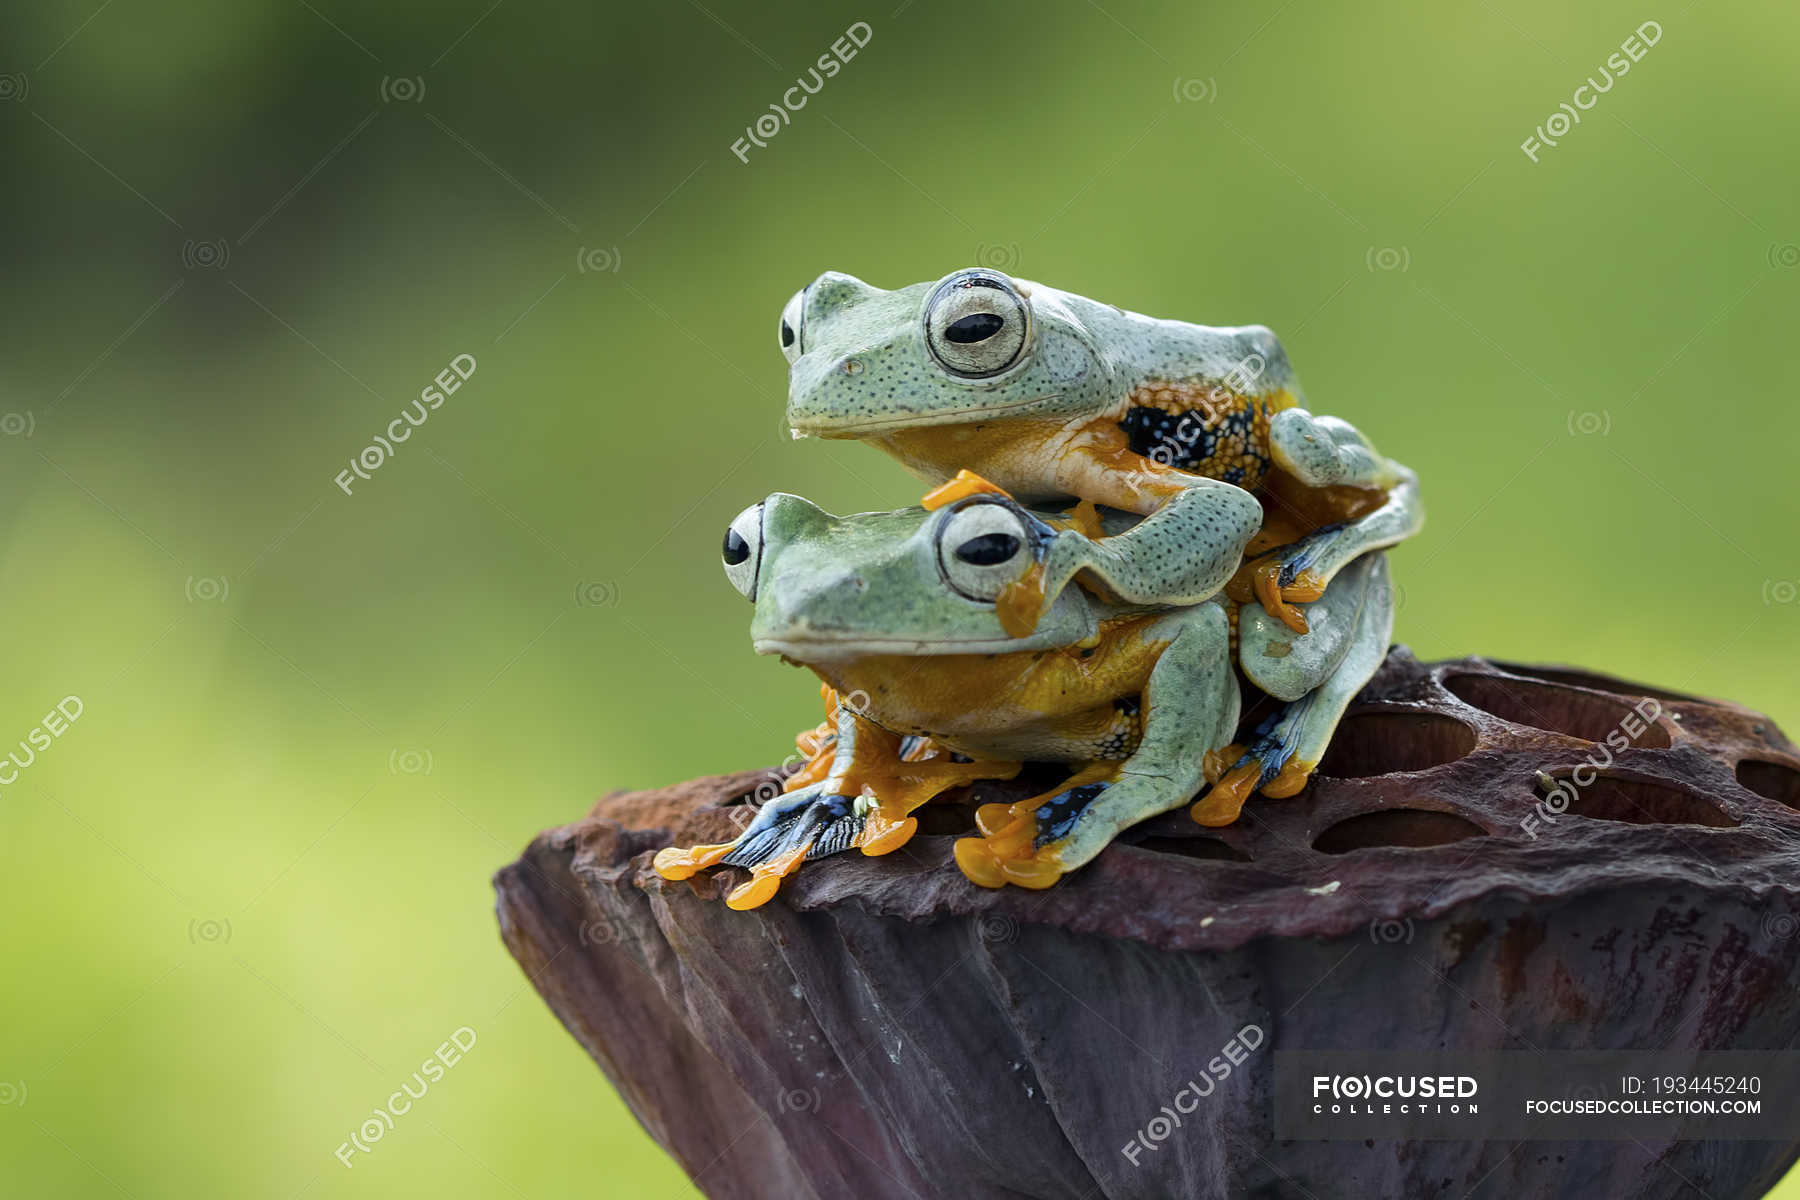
[804,614,1170,760]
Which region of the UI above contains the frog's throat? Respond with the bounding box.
[788,392,1063,437]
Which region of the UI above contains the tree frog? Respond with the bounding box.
[652,487,1395,906]
[776,268,1422,636]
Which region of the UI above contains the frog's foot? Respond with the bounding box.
[852,754,1025,859]
[1230,526,1339,635]
[1198,552,1396,829]
[954,765,1118,890]
[1234,466,1423,637]
[652,786,868,910]
[830,727,1023,856]
[652,751,1022,909]
[1191,731,1313,828]
[921,468,1015,510]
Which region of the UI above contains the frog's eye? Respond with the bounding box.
[722,503,763,599]
[925,271,1029,378]
[777,290,804,366]
[936,499,1035,603]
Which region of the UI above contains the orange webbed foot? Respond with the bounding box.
[1189,738,1316,826]
[954,764,1117,890]
[921,469,1015,510]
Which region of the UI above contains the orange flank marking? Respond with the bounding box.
[1117,382,1289,493]
[921,469,1012,510]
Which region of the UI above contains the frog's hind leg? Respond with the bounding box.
[954,602,1240,889]
[1237,550,1377,703]
[1193,553,1395,826]
[1235,467,1420,634]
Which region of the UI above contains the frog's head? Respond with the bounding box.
[721,492,1098,661]
[779,268,1106,437]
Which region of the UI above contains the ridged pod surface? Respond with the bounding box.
[495,650,1800,1199]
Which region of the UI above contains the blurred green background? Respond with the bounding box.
[1,0,1795,1194]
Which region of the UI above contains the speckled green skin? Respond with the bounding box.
[734,492,1251,663]
[781,270,1297,437]
[776,268,1423,619]
[711,492,1394,878]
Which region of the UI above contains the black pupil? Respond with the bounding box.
[956,532,1020,565]
[944,312,1004,344]
[723,528,751,565]
[779,319,795,348]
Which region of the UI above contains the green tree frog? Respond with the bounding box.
[776,268,1422,636]
[653,489,1395,906]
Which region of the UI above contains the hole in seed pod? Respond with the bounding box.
[1445,675,1672,749]
[1313,808,1488,853]
[1544,773,1738,828]
[914,803,979,836]
[1735,759,1800,811]
[1133,835,1253,863]
[1315,711,1478,778]
[1489,661,1704,706]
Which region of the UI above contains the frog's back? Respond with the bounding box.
[1054,290,1305,492]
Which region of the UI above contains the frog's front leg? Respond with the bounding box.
[925,453,1261,636]
[977,473,1259,637]
[954,602,1239,889]
[1194,552,1396,826]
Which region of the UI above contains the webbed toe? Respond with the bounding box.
[955,769,1116,890]
[1189,715,1316,826]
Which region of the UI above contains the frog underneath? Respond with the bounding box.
[652,489,1395,907]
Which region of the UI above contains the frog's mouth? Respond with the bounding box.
[754,634,1031,660]
[788,393,1061,437]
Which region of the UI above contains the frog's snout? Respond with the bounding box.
[752,569,875,659]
